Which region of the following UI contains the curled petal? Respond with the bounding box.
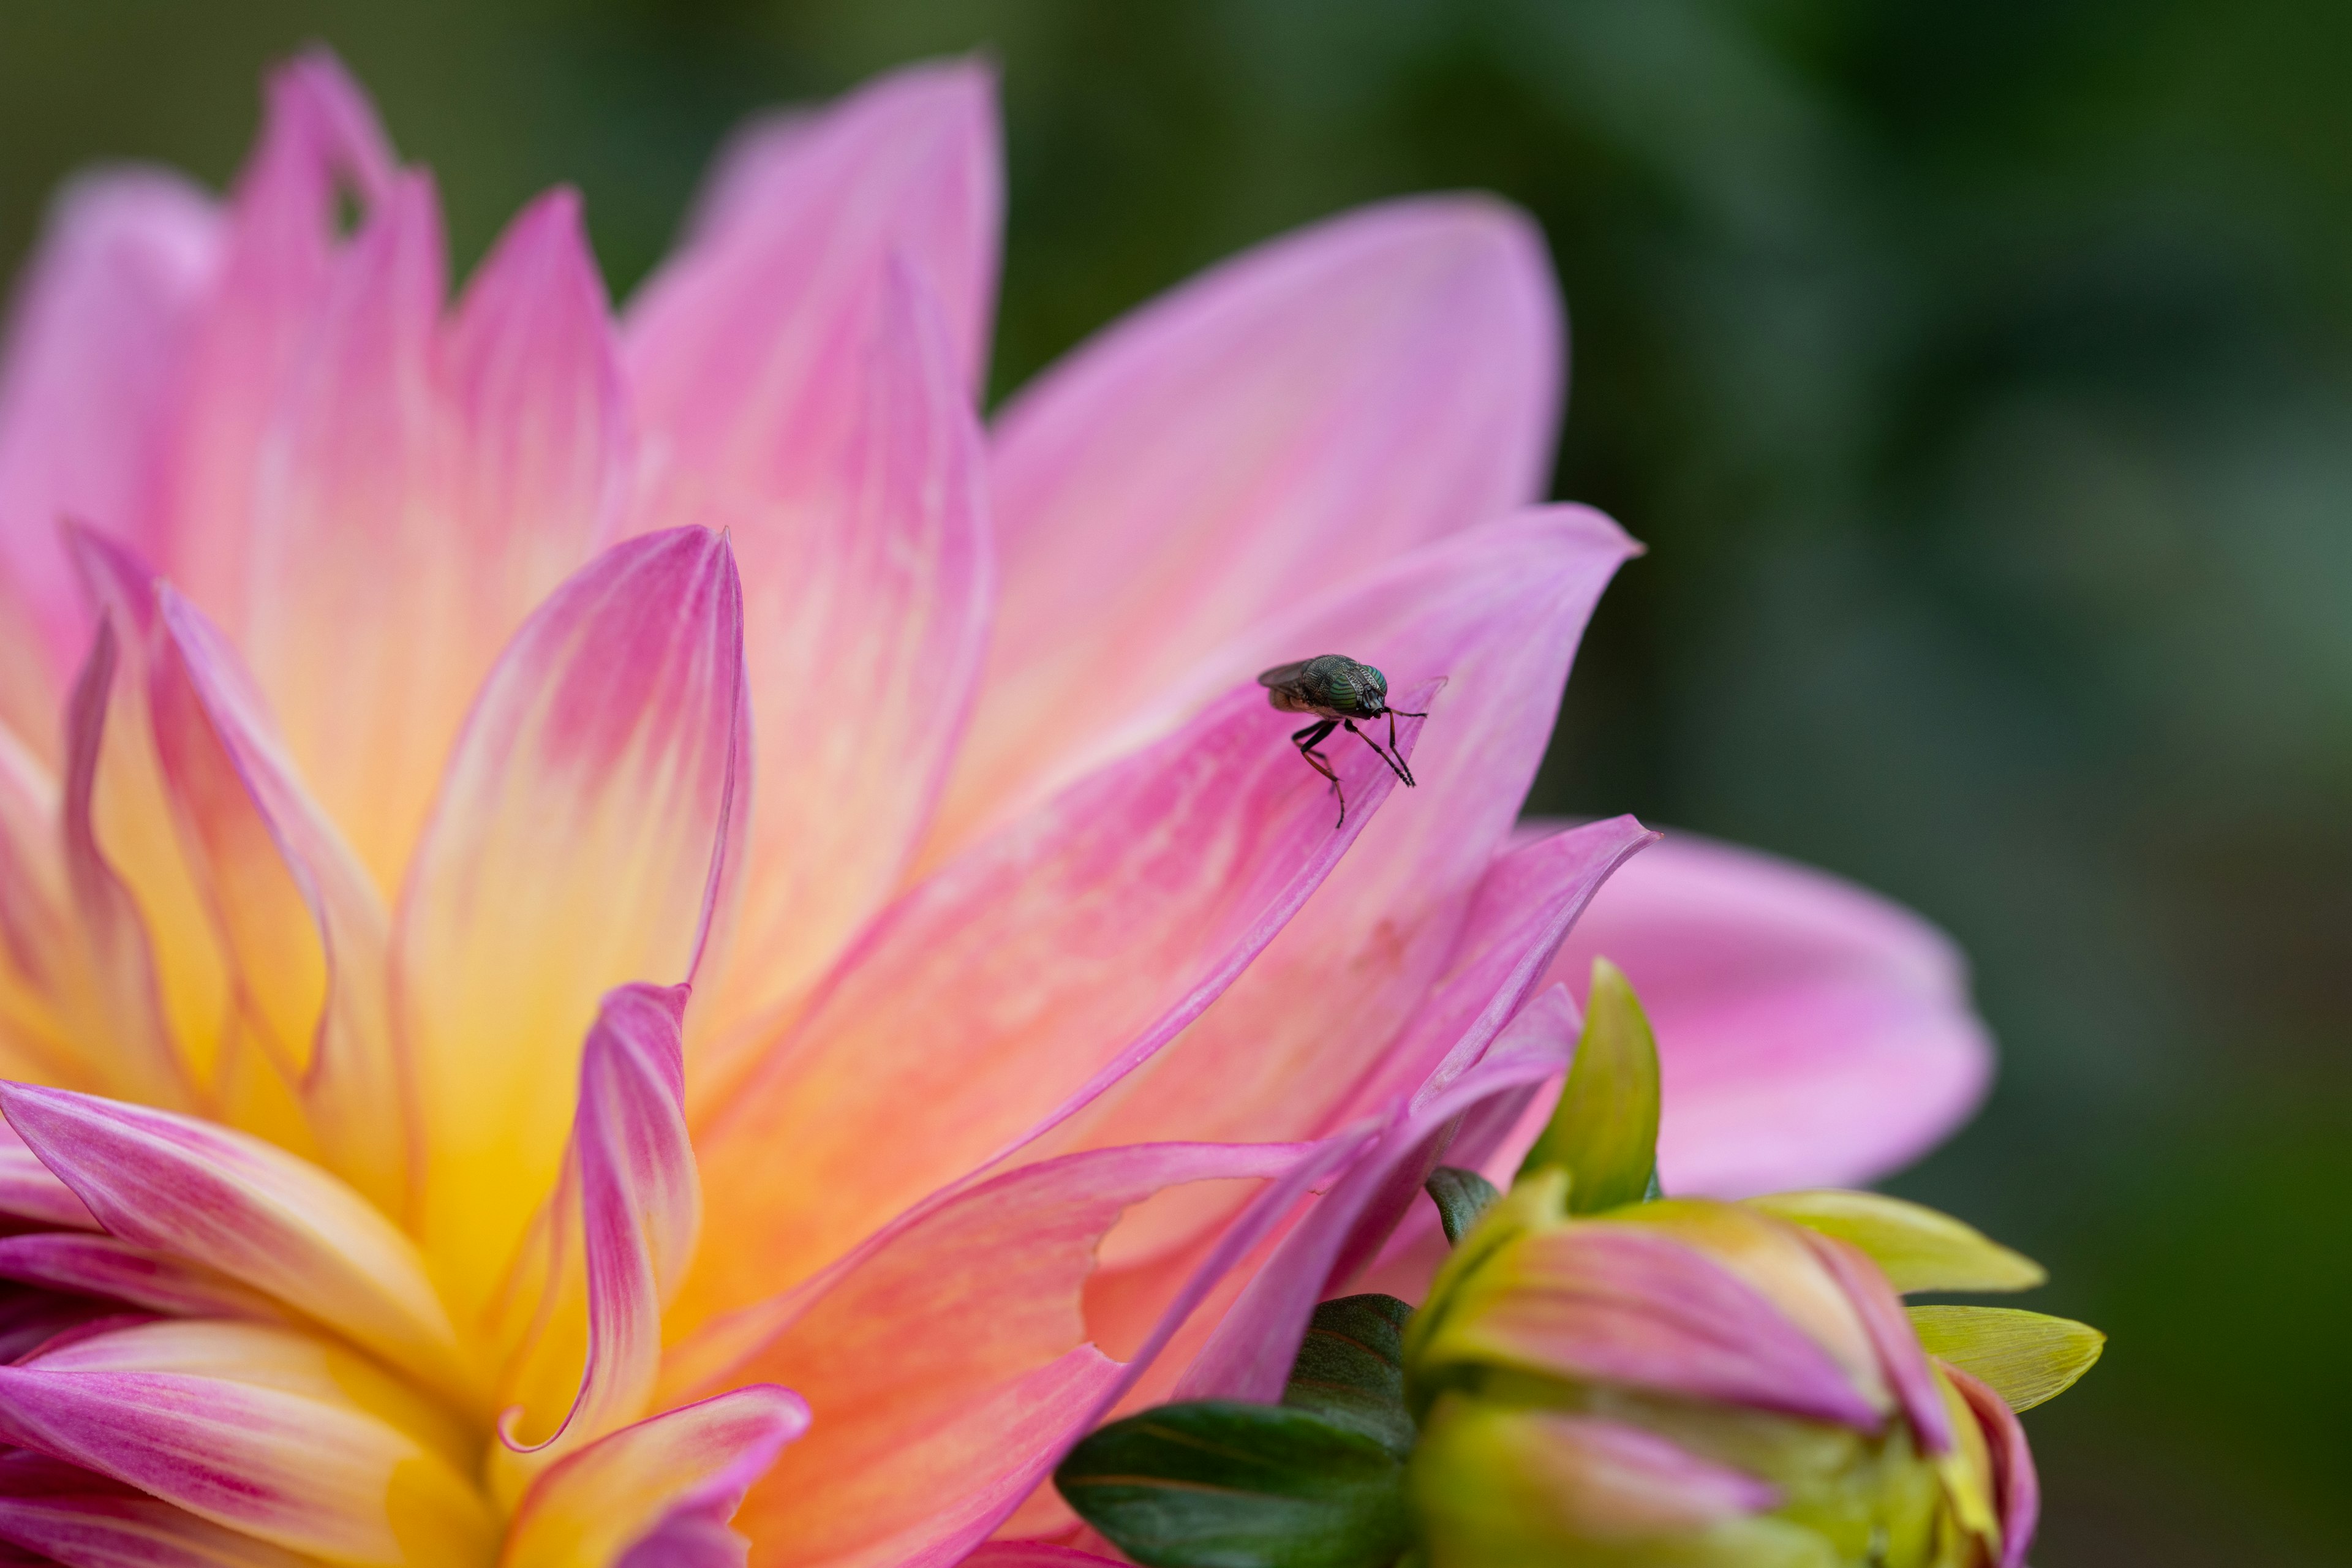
[397,527,747,1326]
[941,196,1562,847]
[501,1385,809,1568]
[0,168,220,709]
[492,984,700,1502]
[0,1319,494,1567]
[0,1083,470,1406]
[1946,1362,2039,1568]
[1542,827,1994,1194]
[1798,1230,1951,1454]
[681,680,1415,1336]
[151,589,405,1213]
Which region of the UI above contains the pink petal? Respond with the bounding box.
[0,1234,282,1323]
[502,1385,809,1568]
[158,50,394,633]
[625,58,998,432]
[699,1136,1363,1568]
[0,1485,314,1568]
[1539,827,1994,1194]
[1948,1362,2039,1568]
[963,1547,1126,1568]
[935,196,1561,849]
[1340,815,1657,1118]
[493,985,699,1500]
[396,527,746,1327]
[1798,1229,1952,1455]
[238,170,452,890]
[695,260,992,1101]
[0,1319,492,1564]
[149,589,405,1213]
[1178,995,1581,1403]
[0,170,221,709]
[679,679,1416,1338]
[1433,1221,1883,1430]
[1058,509,1636,1164]
[0,1083,470,1406]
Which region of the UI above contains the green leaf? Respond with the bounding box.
[1423,1167,1500,1246]
[1283,1294,1416,1456]
[1747,1190,2045,1293]
[1515,957,1659,1212]
[1910,1304,2106,1412]
[1055,1401,1412,1568]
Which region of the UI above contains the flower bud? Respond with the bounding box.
[1404,1180,2075,1568]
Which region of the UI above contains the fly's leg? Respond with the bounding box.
[1381,706,1425,785]
[1345,718,1415,790]
[1292,719,1346,829]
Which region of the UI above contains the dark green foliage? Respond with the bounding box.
[1281,1295,1416,1456]
[1054,1401,1412,1568]
[1422,1166,1500,1246]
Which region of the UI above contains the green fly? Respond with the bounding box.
[1257,654,1426,829]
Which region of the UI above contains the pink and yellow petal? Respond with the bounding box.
[680,680,1412,1334]
[396,528,745,1327]
[501,1386,808,1568]
[692,262,992,1104]
[0,1084,470,1406]
[0,1319,494,1567]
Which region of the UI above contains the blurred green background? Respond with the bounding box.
[3,1,2345,1561]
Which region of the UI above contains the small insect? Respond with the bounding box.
[1257,654,1426,829]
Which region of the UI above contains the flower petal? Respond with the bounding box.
[937,196,1561,848]
[701,1137,1360,1568]
[0,1479,315,1568]
[694,260,992,1102]
[1945,1362,2039,1568]
[1341,815,1656,1118]
[0,169,220,712]
[396,527,746,1325]
[0,1083,471,1406]
[1542,828,1994,1194]
[1416,1221,1885,1430]
[625,58,998,432]
[0,1319,495,1567]
[491,984,699,1504]
[238,170,453,891]
[151,588,405,1208]
[1055,509,1635,1158]
[0,721,85,1087]
[160,49,396,633]
[0,1233,282,1322]
[1178,997,1581,1404]
[501,1385,808,1568]
[1798,1230,1951,1455]
[679,681,1415,1336]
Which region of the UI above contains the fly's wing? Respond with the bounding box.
[1256,660,1314,690]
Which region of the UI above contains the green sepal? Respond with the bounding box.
[1283,1294,1417,1457]
[1910,1304,2106,1412]
[1423,1167,1501,1246]
[1054,1400,1413,1568]
[1516,957,1660,1212]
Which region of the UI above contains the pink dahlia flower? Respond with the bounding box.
[0,50,1991,1568]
